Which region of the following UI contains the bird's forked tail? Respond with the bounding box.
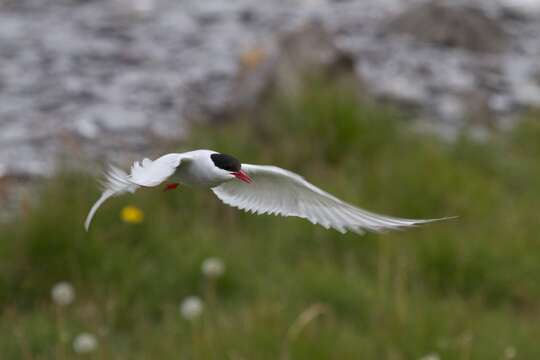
[84,166,138,231]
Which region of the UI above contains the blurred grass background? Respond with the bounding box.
[1,80,540,359]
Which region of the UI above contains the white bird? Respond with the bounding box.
[84,149,452,233]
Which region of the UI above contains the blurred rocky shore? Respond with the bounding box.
[1,0,540,183]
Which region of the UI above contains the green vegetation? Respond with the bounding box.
[1,81,539,359]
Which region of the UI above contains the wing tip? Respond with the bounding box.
[413,215,459,225]
[342,215,458,235]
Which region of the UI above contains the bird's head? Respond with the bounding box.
[210,153,252,184]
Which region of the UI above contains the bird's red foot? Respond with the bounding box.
[164,183,180,191]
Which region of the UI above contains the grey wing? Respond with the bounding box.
[212,164,451,234]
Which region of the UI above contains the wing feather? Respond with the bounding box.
[212,164,452,234]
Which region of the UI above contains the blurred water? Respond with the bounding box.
[0,0,539,179]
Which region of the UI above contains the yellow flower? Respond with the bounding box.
[121,206,144,224]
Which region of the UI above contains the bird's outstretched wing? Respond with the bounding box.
[84,153,187,231]
[212,164,452,234]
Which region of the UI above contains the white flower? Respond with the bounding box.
[201,257,225,278]
[505,346,517,359]
[72,333,98,354]
[179,296,204,321]
[419,353,440,360]
[51,282,75,306]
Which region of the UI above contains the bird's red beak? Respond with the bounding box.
[232,170,252,184]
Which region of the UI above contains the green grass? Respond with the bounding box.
[1,81,540,359]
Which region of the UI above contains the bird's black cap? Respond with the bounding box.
[211,153,241,172]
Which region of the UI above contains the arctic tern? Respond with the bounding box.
[85,149,451,233]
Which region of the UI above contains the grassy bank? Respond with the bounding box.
[1,82,539,359]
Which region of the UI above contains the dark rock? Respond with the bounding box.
[225,21,357,117]
[278,21,354,75]
[238,8,257,24]
[273,21,356,96]
[385,1,508,53]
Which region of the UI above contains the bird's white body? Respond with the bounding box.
[172,150,232,188]
[85,149,452,233]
